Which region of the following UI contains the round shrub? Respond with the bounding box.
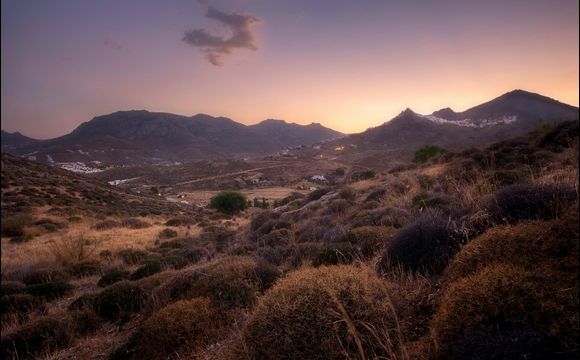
[236,266,403,360]
[488,183,577,222]
[152,256,280,310]
[24,281,74,300]
[1,281,25,297]
[431,264,578,359]
[378,211,463,274]
[445,211,578,283]
[130,261,164,280]
[1,294,36,319]
[68,260,102,277]
[111,298,230,360]
[158,228,178,239]
[92,219,120,231]
[313,242,358,266]
[121,217,151,229]
[346,226,395,259]
[93,281,147,321]
[116,248,148,265]
[97,269,130,287]
[208,191,248,214]
[21,267,70,285]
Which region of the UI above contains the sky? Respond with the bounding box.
[1,0,578,139]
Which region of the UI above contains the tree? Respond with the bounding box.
[209,191,248,214]
[413,144,446,163]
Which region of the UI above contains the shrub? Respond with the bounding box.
[411,192,450,211]
[431,264,578,359]
[130,261,164,280]
[152,256,280,310]
[111,298,230,360]
[117,248,148,265]
[488,183,577,223]
[313,242,358,266]
[24,281,74,300]
[236,266,404,360]
[306,187,331,202]
[365,188,386,202]
[413,144,446,163]
[68,293,99,310]
[98,269,130,287]
[121,217,151,229]
[92,219,120,231]
[327,198,351,214]
[486,169,530,186]
[158,228,178,239]
[1,294,36,319]
[445,210,579,283]
[1,281,25,297]
[164,217,188,227]
[346,226,395,258]
[34,219,65,232]
[68,260,102,277]
[0,310,99,359]
[1,213,31,238]
[378,211,463,274]
[351,170,376,182]
[93,281,147,321]
[208,191,248,214]
[9,234,33,243]
[21,267,70,285]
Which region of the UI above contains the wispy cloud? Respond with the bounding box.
[103,38,125,51]
[182,6,261,66]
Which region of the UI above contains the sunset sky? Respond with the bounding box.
[1,0,578,139]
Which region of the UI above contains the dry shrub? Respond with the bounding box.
[151,256,280,311]
[116,248,148,265]
[92,219,120,231]
[431,264,578,359]
[326,198,351,214]
[24,281,73,300]
[0,281,25,297]
[0,309,100,360]
[111,298,230,360]
[313,242,358,266]
[68,260,102,277]
[445,209,579,283]
[1,294,37,322]
[488,183,577,223]
[20,267,70,285]
[378,211,464,275]
[121,217,151,229]
[93,281,147,321]
[158,228,178,239]
[235,265,406,360]
[346,226,396,259]
[1,213,31,238]
[97,269,130,287]
[130,261,164,280]
[48,236,101,266]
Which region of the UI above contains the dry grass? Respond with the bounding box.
[234,265,408,360]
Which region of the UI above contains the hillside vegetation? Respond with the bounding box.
[0,120,578,359]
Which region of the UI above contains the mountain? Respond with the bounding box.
[1,130,40,152]
[2,111,343,165]
[323,90,579,168]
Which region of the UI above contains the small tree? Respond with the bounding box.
[413,144,446,163]
[209,191,248,214]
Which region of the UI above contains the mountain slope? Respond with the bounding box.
[322,90,579,168]
[2,111,343,165]
[1,130,40,152]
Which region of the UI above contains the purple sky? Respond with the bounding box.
[1,0,578,138]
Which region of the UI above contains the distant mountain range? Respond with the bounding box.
[2,89,578,167]
[1,112,344,165]
[323,89,578,167]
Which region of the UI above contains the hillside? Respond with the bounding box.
[0,152,194,219]
[1,111,343,165]
[1,120,577,360]
[322,90,578,168]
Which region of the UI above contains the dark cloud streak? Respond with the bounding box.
[182,6,260,66]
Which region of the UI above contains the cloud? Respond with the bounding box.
[103,38,125,51]
[182,6,261,66]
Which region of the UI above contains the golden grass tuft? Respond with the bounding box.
[111,298,230,360]
[430,263,578,359]
[234,265,408,360]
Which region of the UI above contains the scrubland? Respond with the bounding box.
[1,121,578,359]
